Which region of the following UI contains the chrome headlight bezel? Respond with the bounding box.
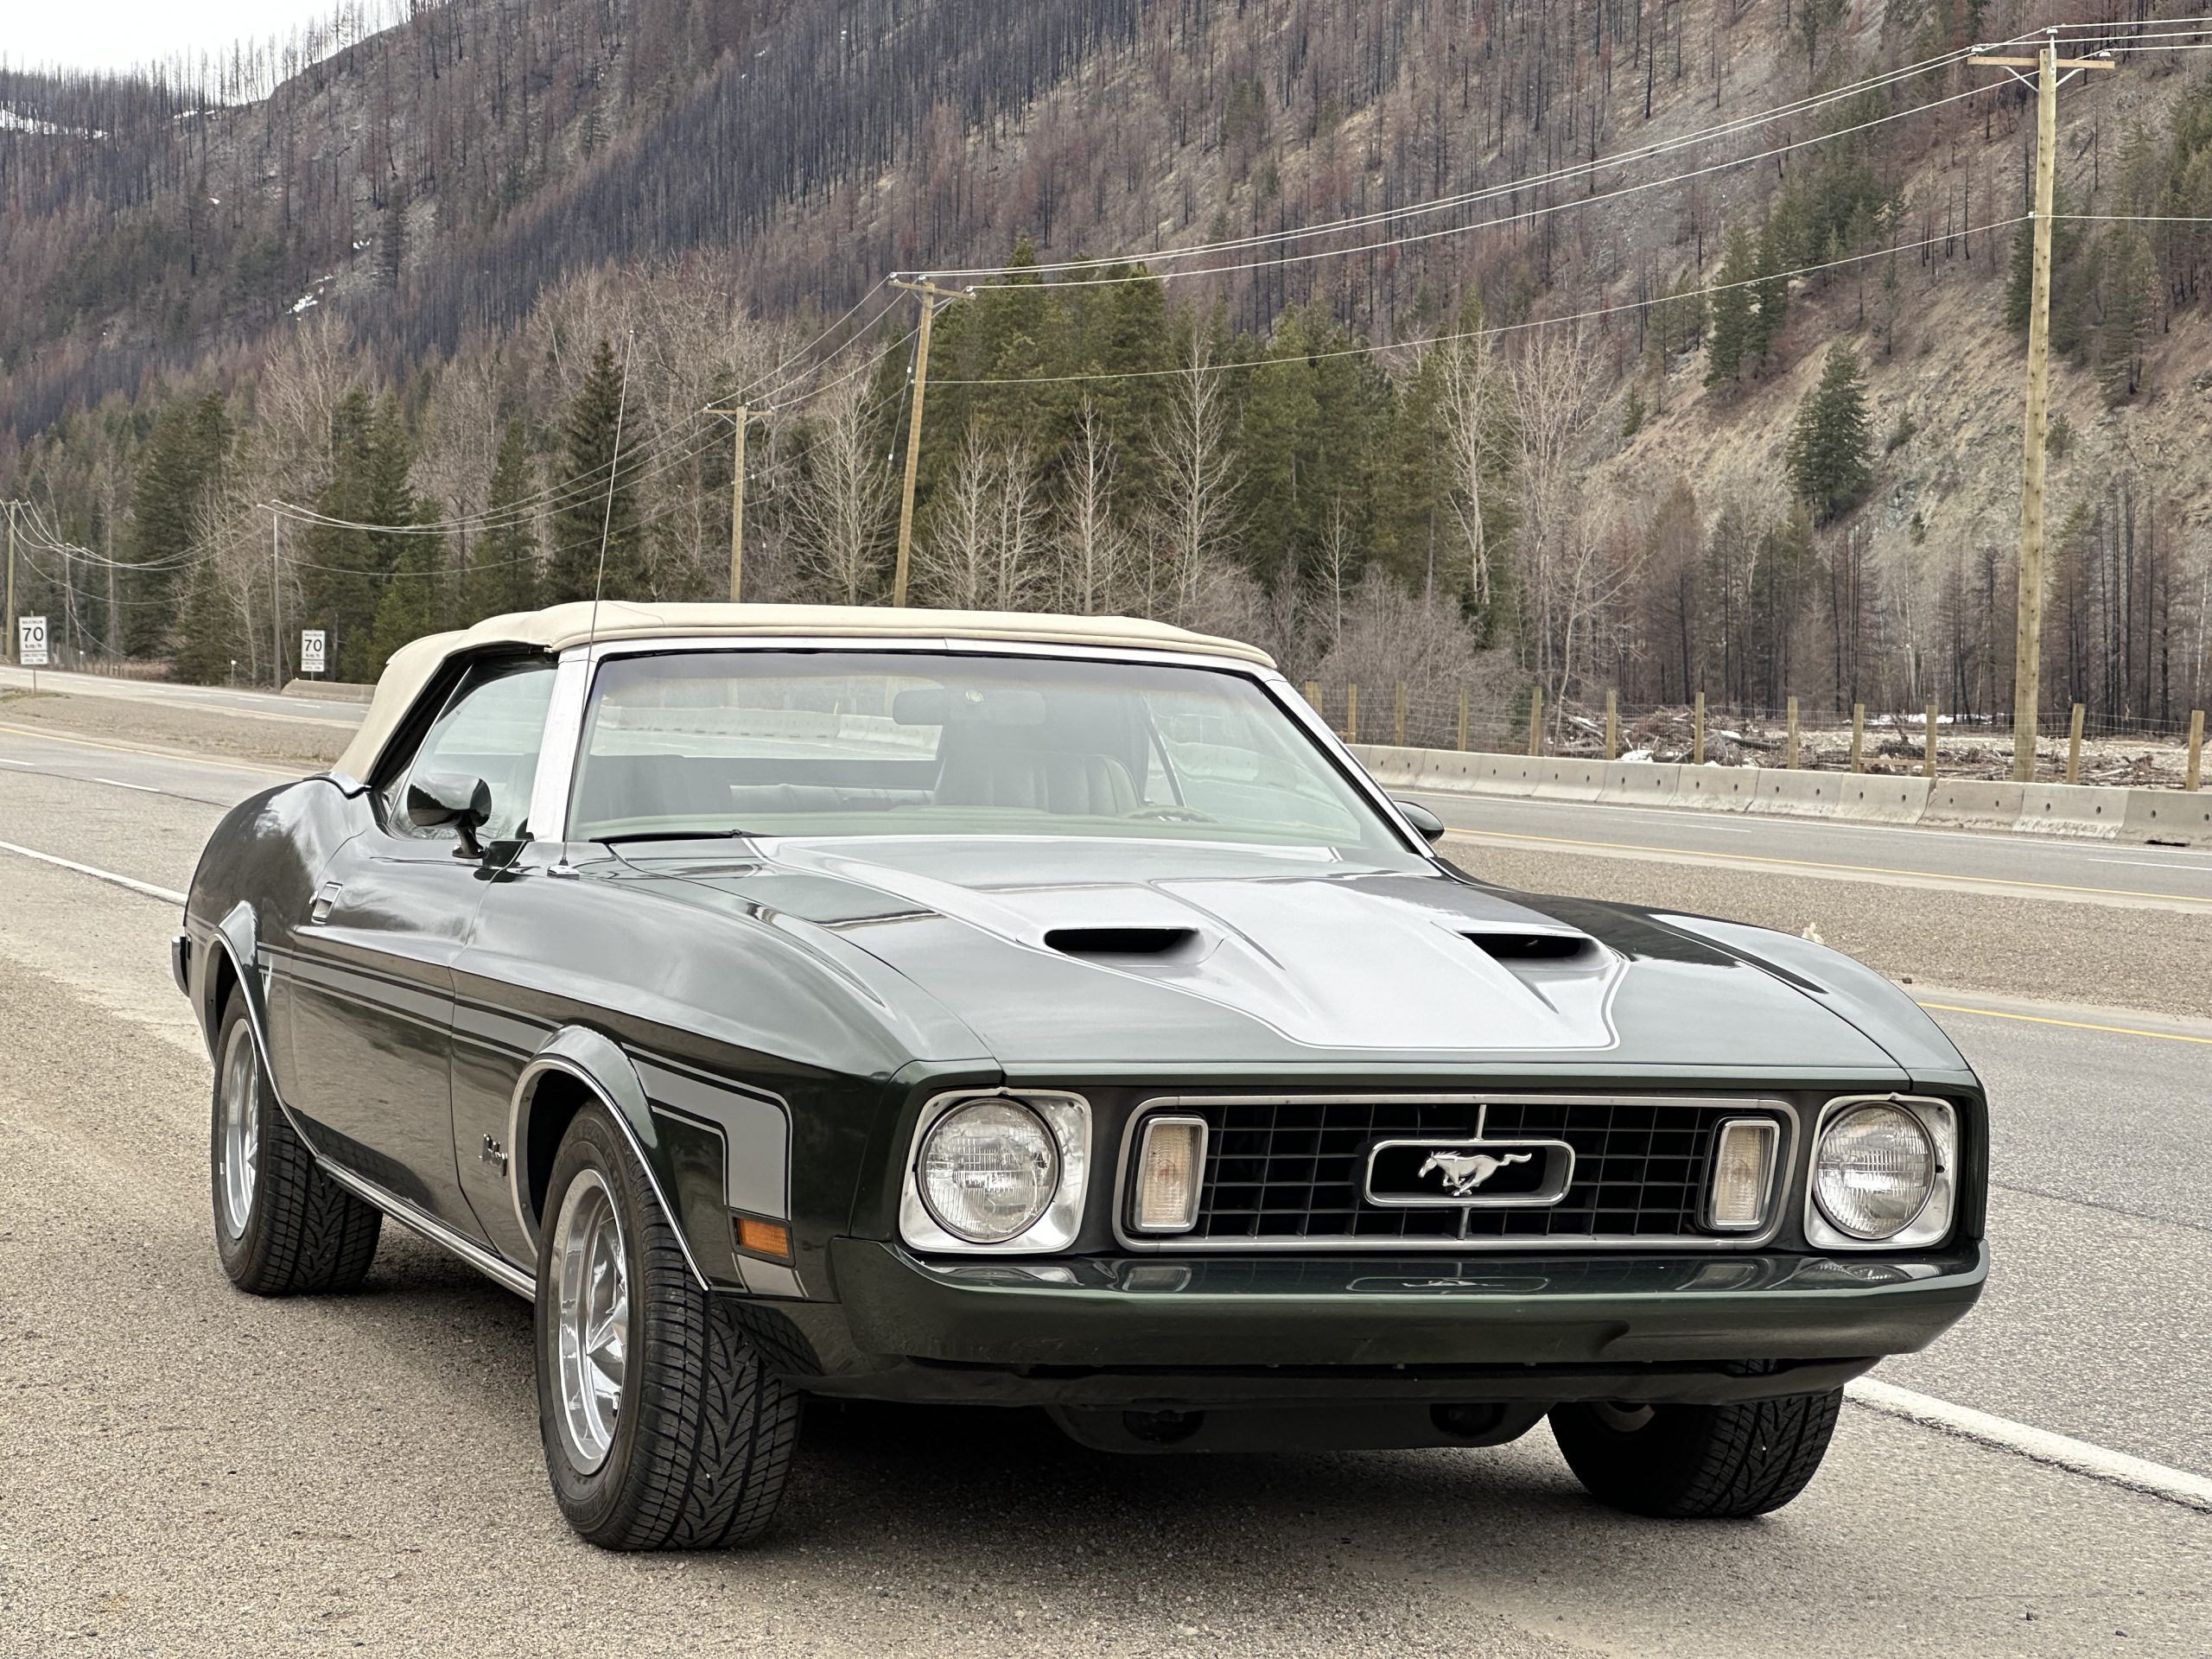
[1804,1094,1958,1249]
[899,1090,1091,1253]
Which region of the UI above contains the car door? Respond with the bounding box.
[283,656,558,1236]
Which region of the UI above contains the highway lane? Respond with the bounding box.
[1,850,2208,1656]
[0,662,369,725]
[3,737,2212,1653]
[1406,787,2212,909]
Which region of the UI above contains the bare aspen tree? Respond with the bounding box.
[1150,329,1242,624]
[1437,329,1510,609]
[987,438,1047,611]
[1056,399,1129,614]
[1513,326,1600,703]
[918,425,997,610]
[787,377,892,606]
[1315,493,1357,645]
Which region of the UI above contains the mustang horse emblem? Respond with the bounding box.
[1419,1150,1532,1197]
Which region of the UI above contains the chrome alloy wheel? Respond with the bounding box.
[550,1168,630,1473]
[216,1020,261,1238]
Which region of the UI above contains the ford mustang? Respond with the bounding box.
[173,601,1986,1548]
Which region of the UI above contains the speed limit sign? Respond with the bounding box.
[17,614,48,667]
[300,628,327,673]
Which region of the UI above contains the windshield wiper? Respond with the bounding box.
[592,829,763,847]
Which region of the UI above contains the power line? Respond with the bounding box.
[933,214,2041,391]
[930,43,1994,285]
[969,78,1997,295]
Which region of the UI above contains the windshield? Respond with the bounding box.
[566,649,1418,861]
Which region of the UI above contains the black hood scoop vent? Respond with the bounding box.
[1045,925,1200,959]
[1463,931,1596,963]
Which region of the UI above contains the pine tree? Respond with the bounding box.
[1787,345,1874,524]
[464,417,539,621]
[126,392,229,656]
[1705,226,1757,387]
[544,340,645,603]
[1746,213,1794,367]
[173,552,242,684]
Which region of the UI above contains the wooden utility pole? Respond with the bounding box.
[271,511,284,689]
[1971,35,2114,783]
[1604,689,1618,760]
[2066,702,2086,785]
[728,405,747,601]
[888,278,969,607]
[3,500,16,665]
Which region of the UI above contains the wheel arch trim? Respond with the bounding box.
[200,902,324,1158]
[508,1027,711,1290]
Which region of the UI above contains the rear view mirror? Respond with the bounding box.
[409,772,494,858]
[1392,798,1447,844]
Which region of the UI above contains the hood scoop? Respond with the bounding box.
[1463,930,1596,963]
[1045,925,1200,959]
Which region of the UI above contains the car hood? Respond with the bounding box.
[620,836,1925,1077]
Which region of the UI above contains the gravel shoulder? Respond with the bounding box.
[0,689,352,771]
[1451,837,2212,1021]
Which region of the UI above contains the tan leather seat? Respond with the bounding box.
[936,742,1139,816]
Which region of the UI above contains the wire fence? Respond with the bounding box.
[1302,684,2209,791]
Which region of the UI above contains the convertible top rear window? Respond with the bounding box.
[566,649,1417,861]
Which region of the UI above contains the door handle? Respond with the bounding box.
[308,880,344,925]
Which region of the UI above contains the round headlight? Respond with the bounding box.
[1814,1102,1936,1241]
[918,1100,1059,1243]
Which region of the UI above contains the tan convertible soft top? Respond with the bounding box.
[332,601,1277,782]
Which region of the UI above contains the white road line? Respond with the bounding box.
[93,776,162,793]
[0,840,187,906]
[0,757,29,766]
[1848,1376,2212,1514]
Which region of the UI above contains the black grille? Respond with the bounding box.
[1167,1097,1782,1245]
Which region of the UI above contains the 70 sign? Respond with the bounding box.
[17,613,48,669]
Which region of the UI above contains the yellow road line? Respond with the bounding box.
[0,721,302,778]
[1443,824,2211,908]
[1916,1001,2212,1046]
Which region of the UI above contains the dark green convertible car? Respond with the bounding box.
[174,601,1986,1548]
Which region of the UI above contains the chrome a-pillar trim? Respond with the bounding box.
[530,649,594,842]
[316,1160,537,1300]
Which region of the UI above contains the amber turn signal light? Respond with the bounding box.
[734,1215,792,1262]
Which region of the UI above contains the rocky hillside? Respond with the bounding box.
[3,0,2208,728]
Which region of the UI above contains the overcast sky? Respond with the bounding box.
[7,1,348,76]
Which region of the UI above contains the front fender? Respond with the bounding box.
[509,1026,715,1291]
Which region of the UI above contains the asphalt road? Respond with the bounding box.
[1402,790,2212,911]
[3,714,2211,1656]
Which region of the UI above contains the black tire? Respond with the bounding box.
[1549,1391,1843,1518]
[209,993,383,1295]
[534,1104,801,1550]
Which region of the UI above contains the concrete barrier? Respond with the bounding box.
[1338,739,2190,845]
[1831,775,1932,823]
[283,678,375,703]
[2013,783,2124,839]
[1531,760,1608,802]
[1598,761,1681,805]
[2120,790,2212,846]
[1921,780,2027,831]
[1355,744,1422,789]
[1750,770,1847,817]
[1674,765,1759,811]
[1474,753,1543,797]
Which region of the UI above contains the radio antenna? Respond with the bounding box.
[585,329,638,654]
